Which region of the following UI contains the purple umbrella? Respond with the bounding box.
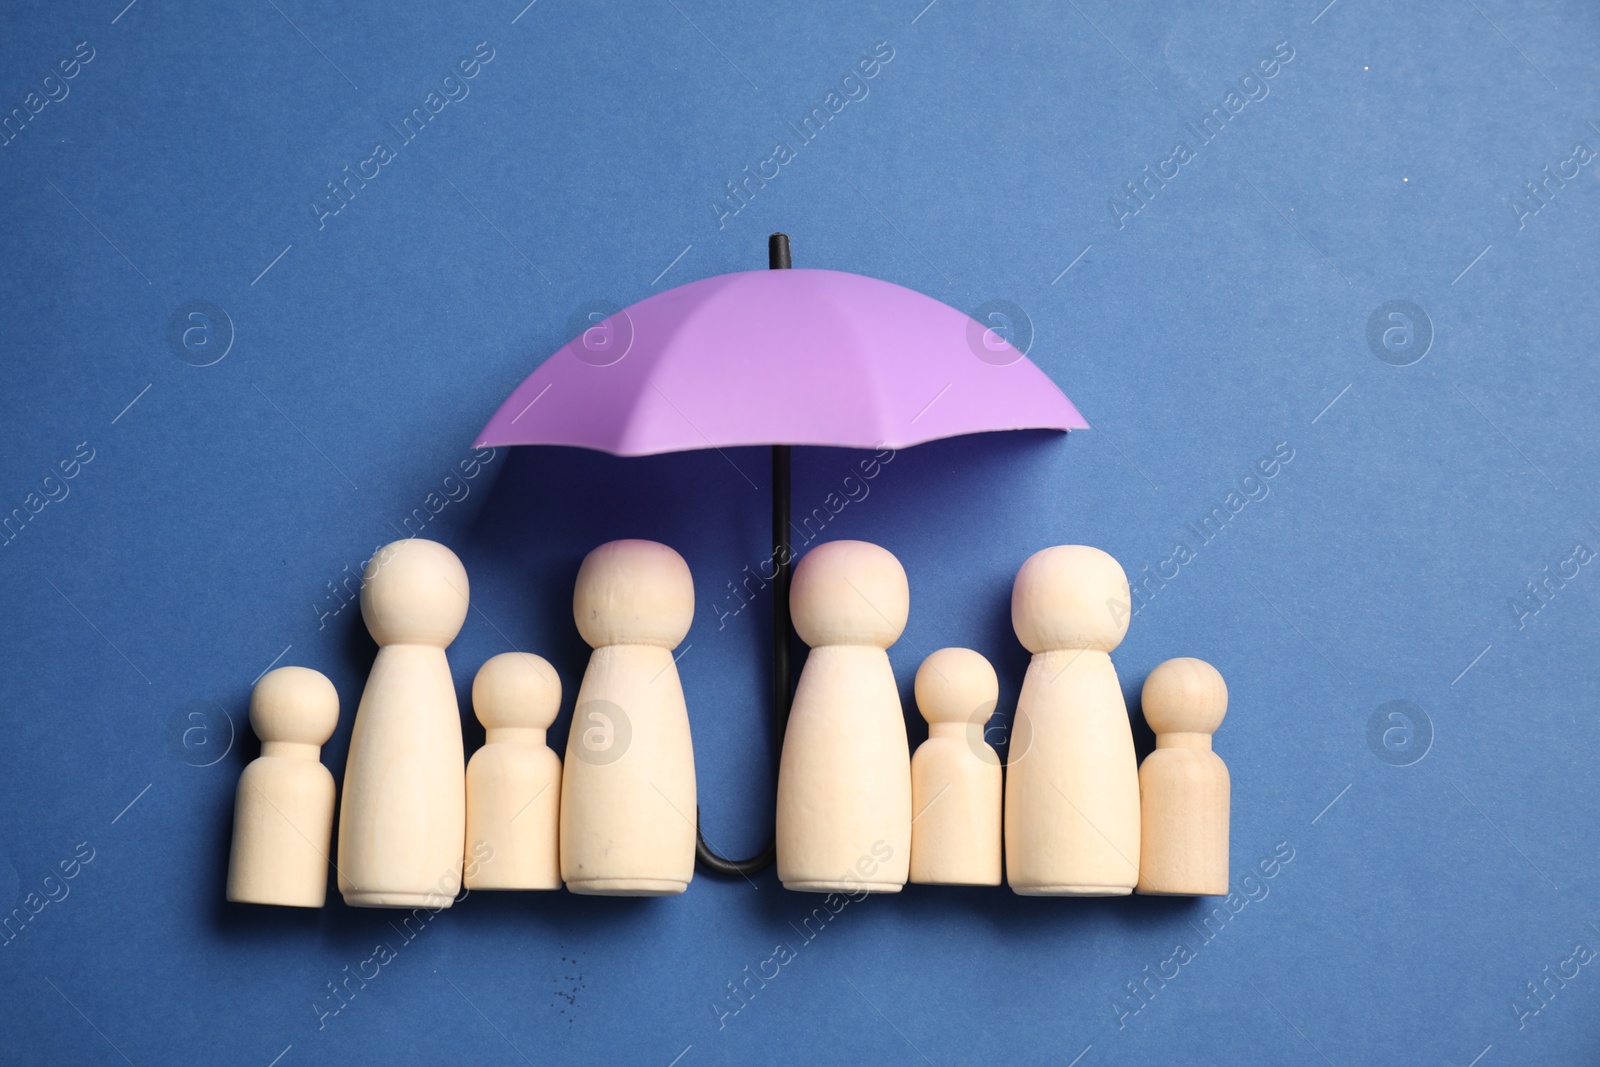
[477,235,1086,875]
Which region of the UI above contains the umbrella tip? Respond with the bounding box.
[768,233,792,270]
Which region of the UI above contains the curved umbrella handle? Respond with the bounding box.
[696,235,795,878]
[695,442,791,877]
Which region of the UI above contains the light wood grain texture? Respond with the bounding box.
[1005,545,1142,896]
[226,666,338,907]
[337,539,470,909]
[777,540,912,893]
[910,648,1002,886]
[465,652,563,890]
[1136,657,1230,896]
[560,540,697,896]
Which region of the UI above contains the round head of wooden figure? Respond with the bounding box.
[914,647,998,726]
[790,540,909,649]
[472,652,561,732]
[1011,544,1131,654]
[573,539,694,649]
[360,538,471,647]
[1141,657,1228,737]
[250,666,339,747]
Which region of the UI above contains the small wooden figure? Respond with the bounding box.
[1136,657,1230,896]
[560,540,698,896]
[465,652,563,891]
[1004,545,1142,895]
[337,538,470,909]
[776,540,912,893]
[227,666,339,907]
[909,648,1002,887]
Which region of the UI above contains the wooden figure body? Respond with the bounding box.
[465,652,562,890]
[226,666,339,907]
[337,539,470,909]
[1004,545,1141,896]
[1137,657,1230,896]
[910,648,1002,887]
[776,540,912,893]
[559,540,697,896]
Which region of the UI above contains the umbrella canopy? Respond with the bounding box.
[476,268,1086,454]
[475,235,1086,880]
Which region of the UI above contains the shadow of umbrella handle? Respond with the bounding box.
[695,235,794,878]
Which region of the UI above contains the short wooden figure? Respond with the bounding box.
[337,538,470,909]
[1004,545,1142,895]
[909,648,1002,886]
[465,652,563,891]
[1136,657,1230,896]
[226,666,339,907]
[560,540,698,895]
[776,540,912,893]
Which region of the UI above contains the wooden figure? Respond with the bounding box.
[776,540,912,893]
[1004,545,1141,895]
[909,648,1002,887]
[560,540,697,895]
[226,666,339,907]
[464,652,563,891]
[1136,657,1230,896]
[337,538,470,909]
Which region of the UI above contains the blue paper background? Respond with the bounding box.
[2,0,1597,1063]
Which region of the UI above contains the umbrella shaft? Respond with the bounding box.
[692,235,793,878]
[772,444,793,748]
[768,232,792,270]
[769,235,793,749]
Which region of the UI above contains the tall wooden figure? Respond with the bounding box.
[560,540,697,896]
[227,666,339,907]
[465,652,563,890]
[1005,545,1141,895]
[337,538,470,908]
[1137,657,1230,896]
[777,540,912,893]
[910,648,1002,886]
